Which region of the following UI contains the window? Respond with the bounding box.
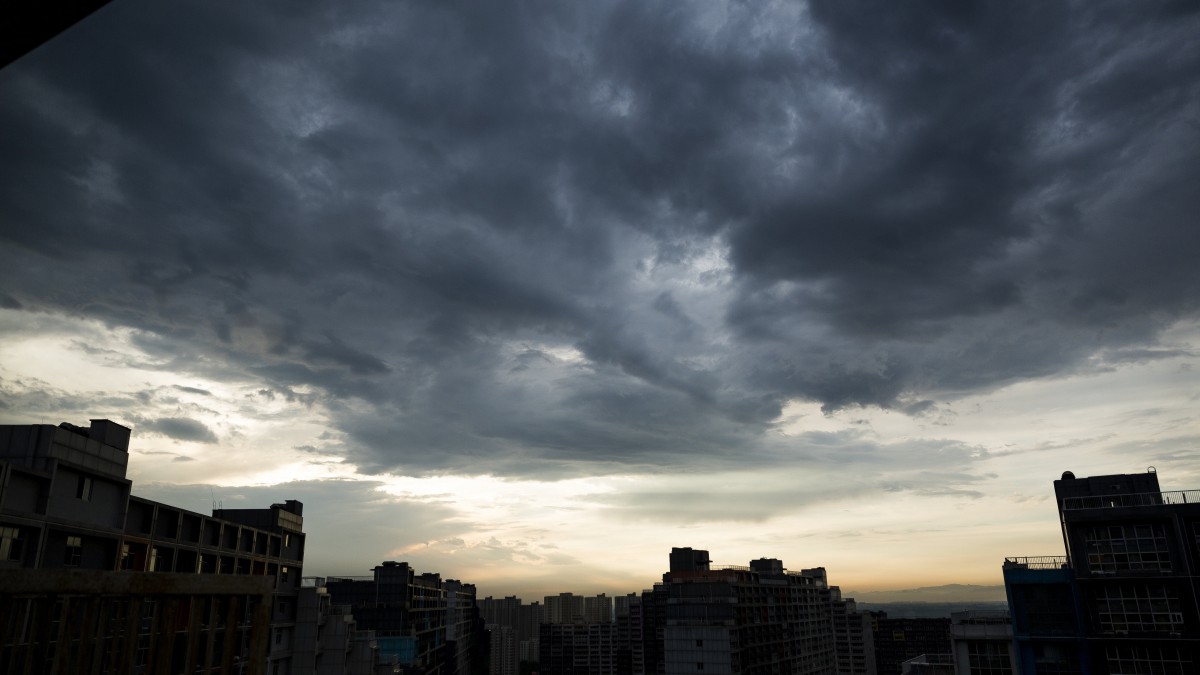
[64,536,82,566]
[284,534,291,547]
[281,566,289,582]
[0,527,23,561]
[76,476,93,501]
[1106,644,1191,675]
[1085,524,1171,572]
[967,642,1013,675]
[1095,584,1183,633]
[696,640,704,647]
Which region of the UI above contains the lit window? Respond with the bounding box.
[64,536,82,566]
[76,476,93,501]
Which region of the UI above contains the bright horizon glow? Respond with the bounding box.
[3,308,1196,601]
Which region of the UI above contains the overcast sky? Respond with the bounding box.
[2,0,1199,601]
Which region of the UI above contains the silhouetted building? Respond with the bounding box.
[489,624,518,675]
[326,561,481,675]
[479,596,544,666]
[294,577,389,675]
[0,419,305,674]
[871,615,950,675]
[655,548,836,675]
[1004,469,1200,674]
[801,568,874,675]
[616,594,645,675]
[540,622,618,675]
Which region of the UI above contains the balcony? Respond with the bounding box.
[1003,556,1069,570]
[1060,489,1200,511]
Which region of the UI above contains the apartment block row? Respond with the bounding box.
[0,419,483,675]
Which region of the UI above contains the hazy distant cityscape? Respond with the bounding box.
[4,419,1200,674]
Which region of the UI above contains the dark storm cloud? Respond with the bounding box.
[1,1,1197,477]
[0,293,22,310]
[137,417,219,444]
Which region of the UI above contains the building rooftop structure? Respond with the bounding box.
[0,419,306,675]
[1004,469,1200,675]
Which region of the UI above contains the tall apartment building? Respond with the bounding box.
[478,596,544,666]
[0,419,305,675]
[802,570,874,675]
[1004,469,1200,675]
[293,577,389,675]
[326,561,480,675]
[489,624,518,675]
[547,593,588,624]
[585,594,615,624]
[655,548,836,675]
[616,594,645,675]
[540,622,618,675]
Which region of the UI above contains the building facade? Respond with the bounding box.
[0,419,306,674]
[870,616,950,675]
[947,611,1014,675]
[325,561,481,675]
[656,549,836,675]
[1004,469,1200,675]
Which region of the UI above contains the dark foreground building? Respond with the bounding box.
[1004,469,1200,675]
[0,419,305,674]
[326,561,481,675]
[649,548,836,675]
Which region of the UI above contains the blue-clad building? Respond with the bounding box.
[1003,469,1200,675]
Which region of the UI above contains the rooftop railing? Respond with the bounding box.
[1061,489,1200,511]
[1003,556,1069,570]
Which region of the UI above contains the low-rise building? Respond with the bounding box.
[0,419,305,674]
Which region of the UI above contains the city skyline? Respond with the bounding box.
[2,1,1199,601]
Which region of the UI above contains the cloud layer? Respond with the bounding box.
[1,0,1198,484]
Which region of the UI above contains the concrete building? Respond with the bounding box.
[803,570,874,675]
[325,561,481,675]
[540,622,618,675]
[488,624,518,675]
[0,419,305,674]
[293,577,390,675]
[585,594,615,624]
[615,594,645,675]
[947,611,1013,675]
[870,616,950,675]
[478,596,543,667]
[655,548,836,675]
[546,593,587,624]
[1004,469,1200,675]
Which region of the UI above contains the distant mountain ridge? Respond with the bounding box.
[845,583,1007,603]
